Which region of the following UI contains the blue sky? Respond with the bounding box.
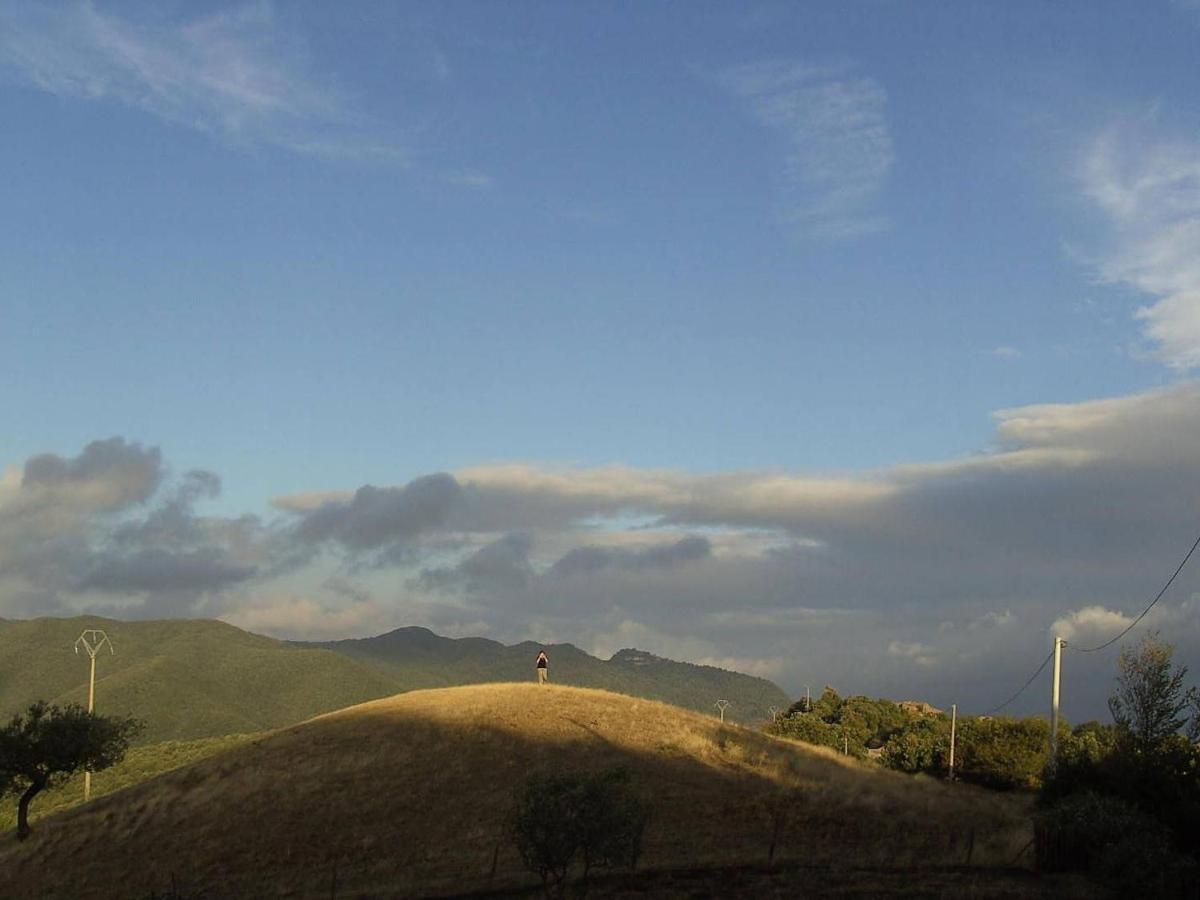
[3,1,1200,718]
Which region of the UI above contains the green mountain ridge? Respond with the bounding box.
[302,626,791,723]
[0,617,403,742]
[0,617,790,741]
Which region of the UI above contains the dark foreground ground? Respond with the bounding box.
[451,863,1102,900]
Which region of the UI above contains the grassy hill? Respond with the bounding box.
[0,617,791,743]
[0,684,1046,899]
[304,626,791,724]
[0,617,402,742]
[0,732,261,832]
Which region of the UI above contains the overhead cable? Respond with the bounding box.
[982,648,1055,716]
[1071,531,1200,653]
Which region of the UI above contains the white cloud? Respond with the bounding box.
[720,60,893,239]
[0,1,405,162]
[222,594,388,640]
[887,640,937,668]
[441,169,494,188]
[1081,124,1200,369]
[695,655,787,679]
[1050,605,1132,644]
[991,345,1023,360]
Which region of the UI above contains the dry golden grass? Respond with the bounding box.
[0,684,1034,898]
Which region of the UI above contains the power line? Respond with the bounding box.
[1071,531,1200,653]
[983,648,1054,716]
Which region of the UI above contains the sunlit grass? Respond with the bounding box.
[1,684,1033,899]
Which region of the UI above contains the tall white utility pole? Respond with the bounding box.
[715,699,730,723]
[74,629,113,801]
[1050,636,1065,769]
[805,685,811,712]
[948,703,957,780]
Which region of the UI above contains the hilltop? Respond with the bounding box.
[303,626,790,724]
[0,684,1041,899]
[0,617,789,742]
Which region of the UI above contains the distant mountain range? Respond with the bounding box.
[0,617,790,741]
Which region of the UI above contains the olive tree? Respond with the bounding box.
[0,701,141,840]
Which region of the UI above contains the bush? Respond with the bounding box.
[956,717,1048,790]
[883,717,948,774]
[509,767,650,895]
[772,712,840,751]
[1036,792,1197,896]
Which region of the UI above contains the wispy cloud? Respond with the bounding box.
[990,345,1023,360]
[720,60,893,239]
[0,1,406,162]
[1081,122,1200,369]
[441,168,494,188]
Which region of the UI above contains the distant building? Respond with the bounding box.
[898,700,942,716]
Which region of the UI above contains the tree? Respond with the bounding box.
[773,712,839,750]
[956,717,1049,790]
[884,717,949,774]
[811,686,842,722]
[508,767,649,896]
[0,701,141,840]
[1108,632,1198,754]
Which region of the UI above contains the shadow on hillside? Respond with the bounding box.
[0,685,1032,900]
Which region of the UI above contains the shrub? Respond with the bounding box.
[773,713,840,751]
[956,716,1048,790]
[1036,792,1197,896]
[509,766,650,895]
[883,717,948,774]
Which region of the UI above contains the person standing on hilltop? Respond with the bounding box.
[536,650,549,685]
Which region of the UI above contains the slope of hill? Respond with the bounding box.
[0,617,401,742]
[0,732,261,832]
[305,626,791,724]
[0,684,1036,899]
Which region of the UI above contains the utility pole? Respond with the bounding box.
[1050,636,1065,769]
[715,699,730,723]
[948,703,957,781]
[74,629,113,801]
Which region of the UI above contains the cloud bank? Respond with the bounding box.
[4,383,1200,718]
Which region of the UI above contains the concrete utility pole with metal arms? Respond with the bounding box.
[74,629,113,801]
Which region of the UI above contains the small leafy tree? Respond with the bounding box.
[0,701,141,840]
[1108,632,1198,754]
[510,772,582,894]
[810,686,842,722]
[575,768,649,878]
[773,712,840,750]
[884,717,949,774]
[957,716,1049,790]
[509,767,649,896]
